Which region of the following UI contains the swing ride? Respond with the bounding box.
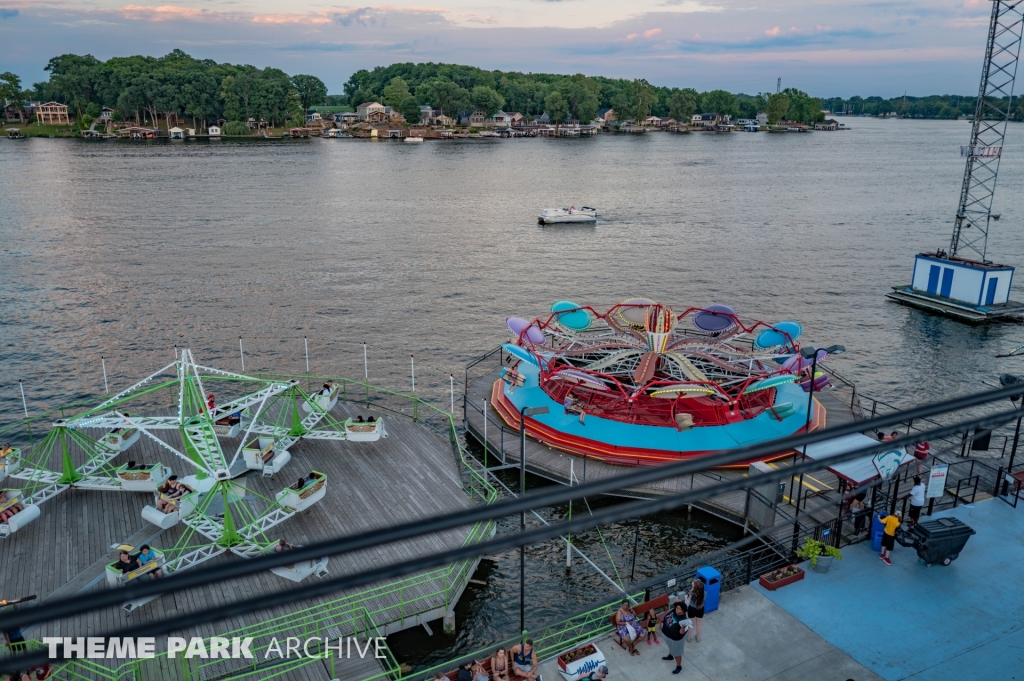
[0,350,386,611]
[491,298,841,467]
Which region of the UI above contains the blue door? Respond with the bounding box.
[940,268,954,298]
[986,277,999,305]
[926,265,941,294]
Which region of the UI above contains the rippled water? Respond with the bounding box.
[2,118,1023,667]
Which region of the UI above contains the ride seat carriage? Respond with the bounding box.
[267,546,329,582]
[344,418,386,442]
[115,462,171,492]
[105,544,165,587]
[0,489,41,535]
[303,384,341,414]
[101,426,140,452]
[213,413,242,438]
[140,486,198,529]
[0,447,21,484]
[276,472,327,512]
[243,438,291,476]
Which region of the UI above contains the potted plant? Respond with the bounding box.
[795,538,844,573]
[556,642,605,681]
[758,564,805,591]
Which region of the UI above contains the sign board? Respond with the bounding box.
[872,448,906,482]
[927,464,949,499]
[961,145,1002,158]
[666,578,676,588]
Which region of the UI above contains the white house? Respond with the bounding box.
[756,112,769,126]
[691,113,719,128]
[491,111,512,127]
[356,102,386,121]
[208,125,221,136]
[99,107,114,120]
[169,126,185,139]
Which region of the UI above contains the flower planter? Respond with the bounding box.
[556,643,605,681]
[759,565,805,591]
[811,555,834,573]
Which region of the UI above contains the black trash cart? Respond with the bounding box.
[896,518,976,566]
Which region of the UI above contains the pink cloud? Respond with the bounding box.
[764,26,780,36]
[120,5,213,22]
[643,28,661,39]
[625,27,661,41]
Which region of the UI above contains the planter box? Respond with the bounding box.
[556,643,605,681]
[759,566,805,591]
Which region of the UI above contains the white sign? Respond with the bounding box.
[961,145,1002,158]
[927,464,949,499]
[872,448,905,481]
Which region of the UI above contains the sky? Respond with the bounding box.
[0,0,998,96]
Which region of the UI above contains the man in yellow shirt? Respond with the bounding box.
[877,511,902,565]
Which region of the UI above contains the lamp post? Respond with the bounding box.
[519,405,548,635]
[999,373,1023,494]
[792,344,844,552]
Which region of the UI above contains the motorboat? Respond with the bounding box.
[538,207,597,224]
[404,136,424,143]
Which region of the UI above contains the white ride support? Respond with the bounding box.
[105,548,165,588]
[269,551,330,582]
[115,464,172,492]
[141,489,198,529]
[101,427,140,452]
[275,473,327,512]
[0,490,41,537]
[243,438,291,477]
[344,418,387,442]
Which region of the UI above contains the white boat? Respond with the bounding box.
[538,207,597,224]
[404,136,424,143]
[479,131,500,137]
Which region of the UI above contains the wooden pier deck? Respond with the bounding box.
[465,368,861,534]
[2,400,482,680]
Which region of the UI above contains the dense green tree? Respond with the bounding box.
[667,88,698,121]
[563,75,600,123]
[222,120,249,135]
[544,90,569,128]
[765,93,789,124]
[399,96,421,123]
[291,74,327,111]
[382,77,412,109]
[0,71,22,104]
[700,89,737,117]
[471,85,505,117]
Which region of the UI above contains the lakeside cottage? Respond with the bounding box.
[356,102,386,121]
[814,119,840,130]
[35,101,70,125]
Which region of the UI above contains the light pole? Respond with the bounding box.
[792,344,844,552]
[999,373,1023,494]
[519,404,548,635]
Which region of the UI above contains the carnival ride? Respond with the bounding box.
[0,350,384,610]
[491,298,839,467]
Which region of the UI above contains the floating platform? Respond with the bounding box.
[2,397,488,680]
[886,286,1024,323]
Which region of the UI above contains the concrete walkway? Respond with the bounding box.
[538,585,881,681]
[757,499,1024,681]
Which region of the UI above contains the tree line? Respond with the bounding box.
[342,63,826,124]
[1,50,328,130]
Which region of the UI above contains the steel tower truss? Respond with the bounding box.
[950,0,1024,261]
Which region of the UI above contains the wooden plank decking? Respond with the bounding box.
[464,368,860,534]
[2,399,480,681]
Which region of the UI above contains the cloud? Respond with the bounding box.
[643,28,661,38]
[0,7,18,18]
[120,5,214,21]
[764,26,779,36]
[625,27,661,41]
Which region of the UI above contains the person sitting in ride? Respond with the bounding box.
[207,394,215,411]
[275,538,294,552]
[157,478,186,513]
[0,443,13,458]
[115,550,140,575]
[367,416,376,423]
[0,490,25,522]
[355,415,365,423]
[137,545,164,579]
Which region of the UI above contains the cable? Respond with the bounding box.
[0,383,1020,634]
[1,404,1018,676]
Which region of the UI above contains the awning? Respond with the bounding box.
[802,433,913,486]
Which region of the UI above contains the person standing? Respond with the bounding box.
[877,511,902,565]
[913,441,930,475]
[659,601,691,675]
[849,484,869,534]
[908,476,926,527]
[685,579,705,643]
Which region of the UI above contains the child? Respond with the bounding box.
[644,609,659,645]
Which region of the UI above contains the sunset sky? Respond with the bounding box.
[0,0,996,96]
